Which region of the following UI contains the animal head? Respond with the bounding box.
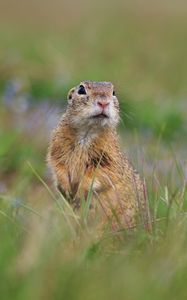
[66,81,120,130]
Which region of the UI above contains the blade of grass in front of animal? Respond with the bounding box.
[82,149,107,225]
[27,162,58,204]
[83,176,95,225]
[57,190,81,227]
[27,161,77,236]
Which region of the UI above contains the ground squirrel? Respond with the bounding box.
[47,81,151,230]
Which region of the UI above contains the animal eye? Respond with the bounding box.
[113,90,116,96]
[78,85,86,95]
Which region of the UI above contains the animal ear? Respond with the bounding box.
[67,87,75,104]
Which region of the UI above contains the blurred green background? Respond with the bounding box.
[0,0,187,299]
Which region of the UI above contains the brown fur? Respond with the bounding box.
[47,81,151,230]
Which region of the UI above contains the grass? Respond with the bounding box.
[0,0,187,299]
[0,163,187,300]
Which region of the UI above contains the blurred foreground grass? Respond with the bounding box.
[0,158,187,300]
[0,0,187,299]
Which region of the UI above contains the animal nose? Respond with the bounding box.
[97,101,109,109]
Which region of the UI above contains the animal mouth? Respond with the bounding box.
[92,113,109,119]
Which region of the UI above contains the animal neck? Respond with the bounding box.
[60,116,120,158]
[76,126,112,148]
[71,125,116,150]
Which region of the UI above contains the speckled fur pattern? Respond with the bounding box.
[47,81,151,231]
